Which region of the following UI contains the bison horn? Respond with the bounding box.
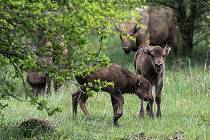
[114,25,121,32]
[165,47,171,55]
[164,44,168,49]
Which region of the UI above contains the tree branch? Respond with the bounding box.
[187,0,197,22]
[96,36,103,57]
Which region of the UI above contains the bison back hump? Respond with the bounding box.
[79,64,133,91]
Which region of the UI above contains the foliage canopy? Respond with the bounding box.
[0,0,144,111]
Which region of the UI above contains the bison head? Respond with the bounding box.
[135,75,152,101]
[143,45,171,73]
[115,22,140,54]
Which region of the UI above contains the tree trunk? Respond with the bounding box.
[176,0,197,57]
[181,33,193,56]
[179,22,194,56]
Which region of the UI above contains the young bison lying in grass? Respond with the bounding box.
[72,64,152,127]
[134,45,171,118]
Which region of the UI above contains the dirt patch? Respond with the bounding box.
[120,132,154,140]
[167,131,184,140]
[19,118,55,138]
[120,131,185,140]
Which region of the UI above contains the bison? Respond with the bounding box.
[27,70,51,94]
[27,33,53,94]
[27,29,68,94]
[72,64,153,127]
[116,6,178,62]
[134,45,171,117]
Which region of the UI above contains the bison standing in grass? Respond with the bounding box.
[27,36,53,94]
[27,29,68,94]
[116,6,178,63]
[72,64,152,127]
[134,45,171,117]
[27,70,51,94]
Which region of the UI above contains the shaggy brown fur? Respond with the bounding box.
[27,30,68,94]
[117,6,178,62]
[27,70,51,94]
[134,46,170,117]
[116,22,139,53]
[72,64,152,127]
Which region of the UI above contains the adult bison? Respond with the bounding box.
[27,70,51,94]
[27,29,68,94]
[116,6,178,62]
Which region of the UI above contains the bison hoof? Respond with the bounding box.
[114,123,121,128]
[149,113,154,118]
[85,115,92,120]
[72,114,77,119]
[116,112,123,118]
[139,111,144,118]
[146,111,150,116]
[156,113,161,118]
[114,113,122,127]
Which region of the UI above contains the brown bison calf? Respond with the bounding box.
[134,46,171,117]
[72,64,152,127]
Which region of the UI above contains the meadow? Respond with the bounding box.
[0,36,210,140]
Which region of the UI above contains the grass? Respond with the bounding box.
[1,36,210,139]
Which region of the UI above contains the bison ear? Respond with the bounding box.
[114,25,121,32]
[133,24,140,35]
[136,77,141,87]
[165,47,171,55]
[143,48,151,56]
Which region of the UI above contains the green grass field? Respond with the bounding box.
[0,36,210,140]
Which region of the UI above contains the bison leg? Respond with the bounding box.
[46,82,51,94]
[31,85,45,96]
[146,97,154,117]
[45,74,51,94]
[146,103,150,116]
[111,95,124,127]
[139,99,144,118]
[54,80,63,92]
[111,96,118,117]
[155,81,163,118]
[155,96,161,117]
[79,93,91,118]
[72,90,81,117]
